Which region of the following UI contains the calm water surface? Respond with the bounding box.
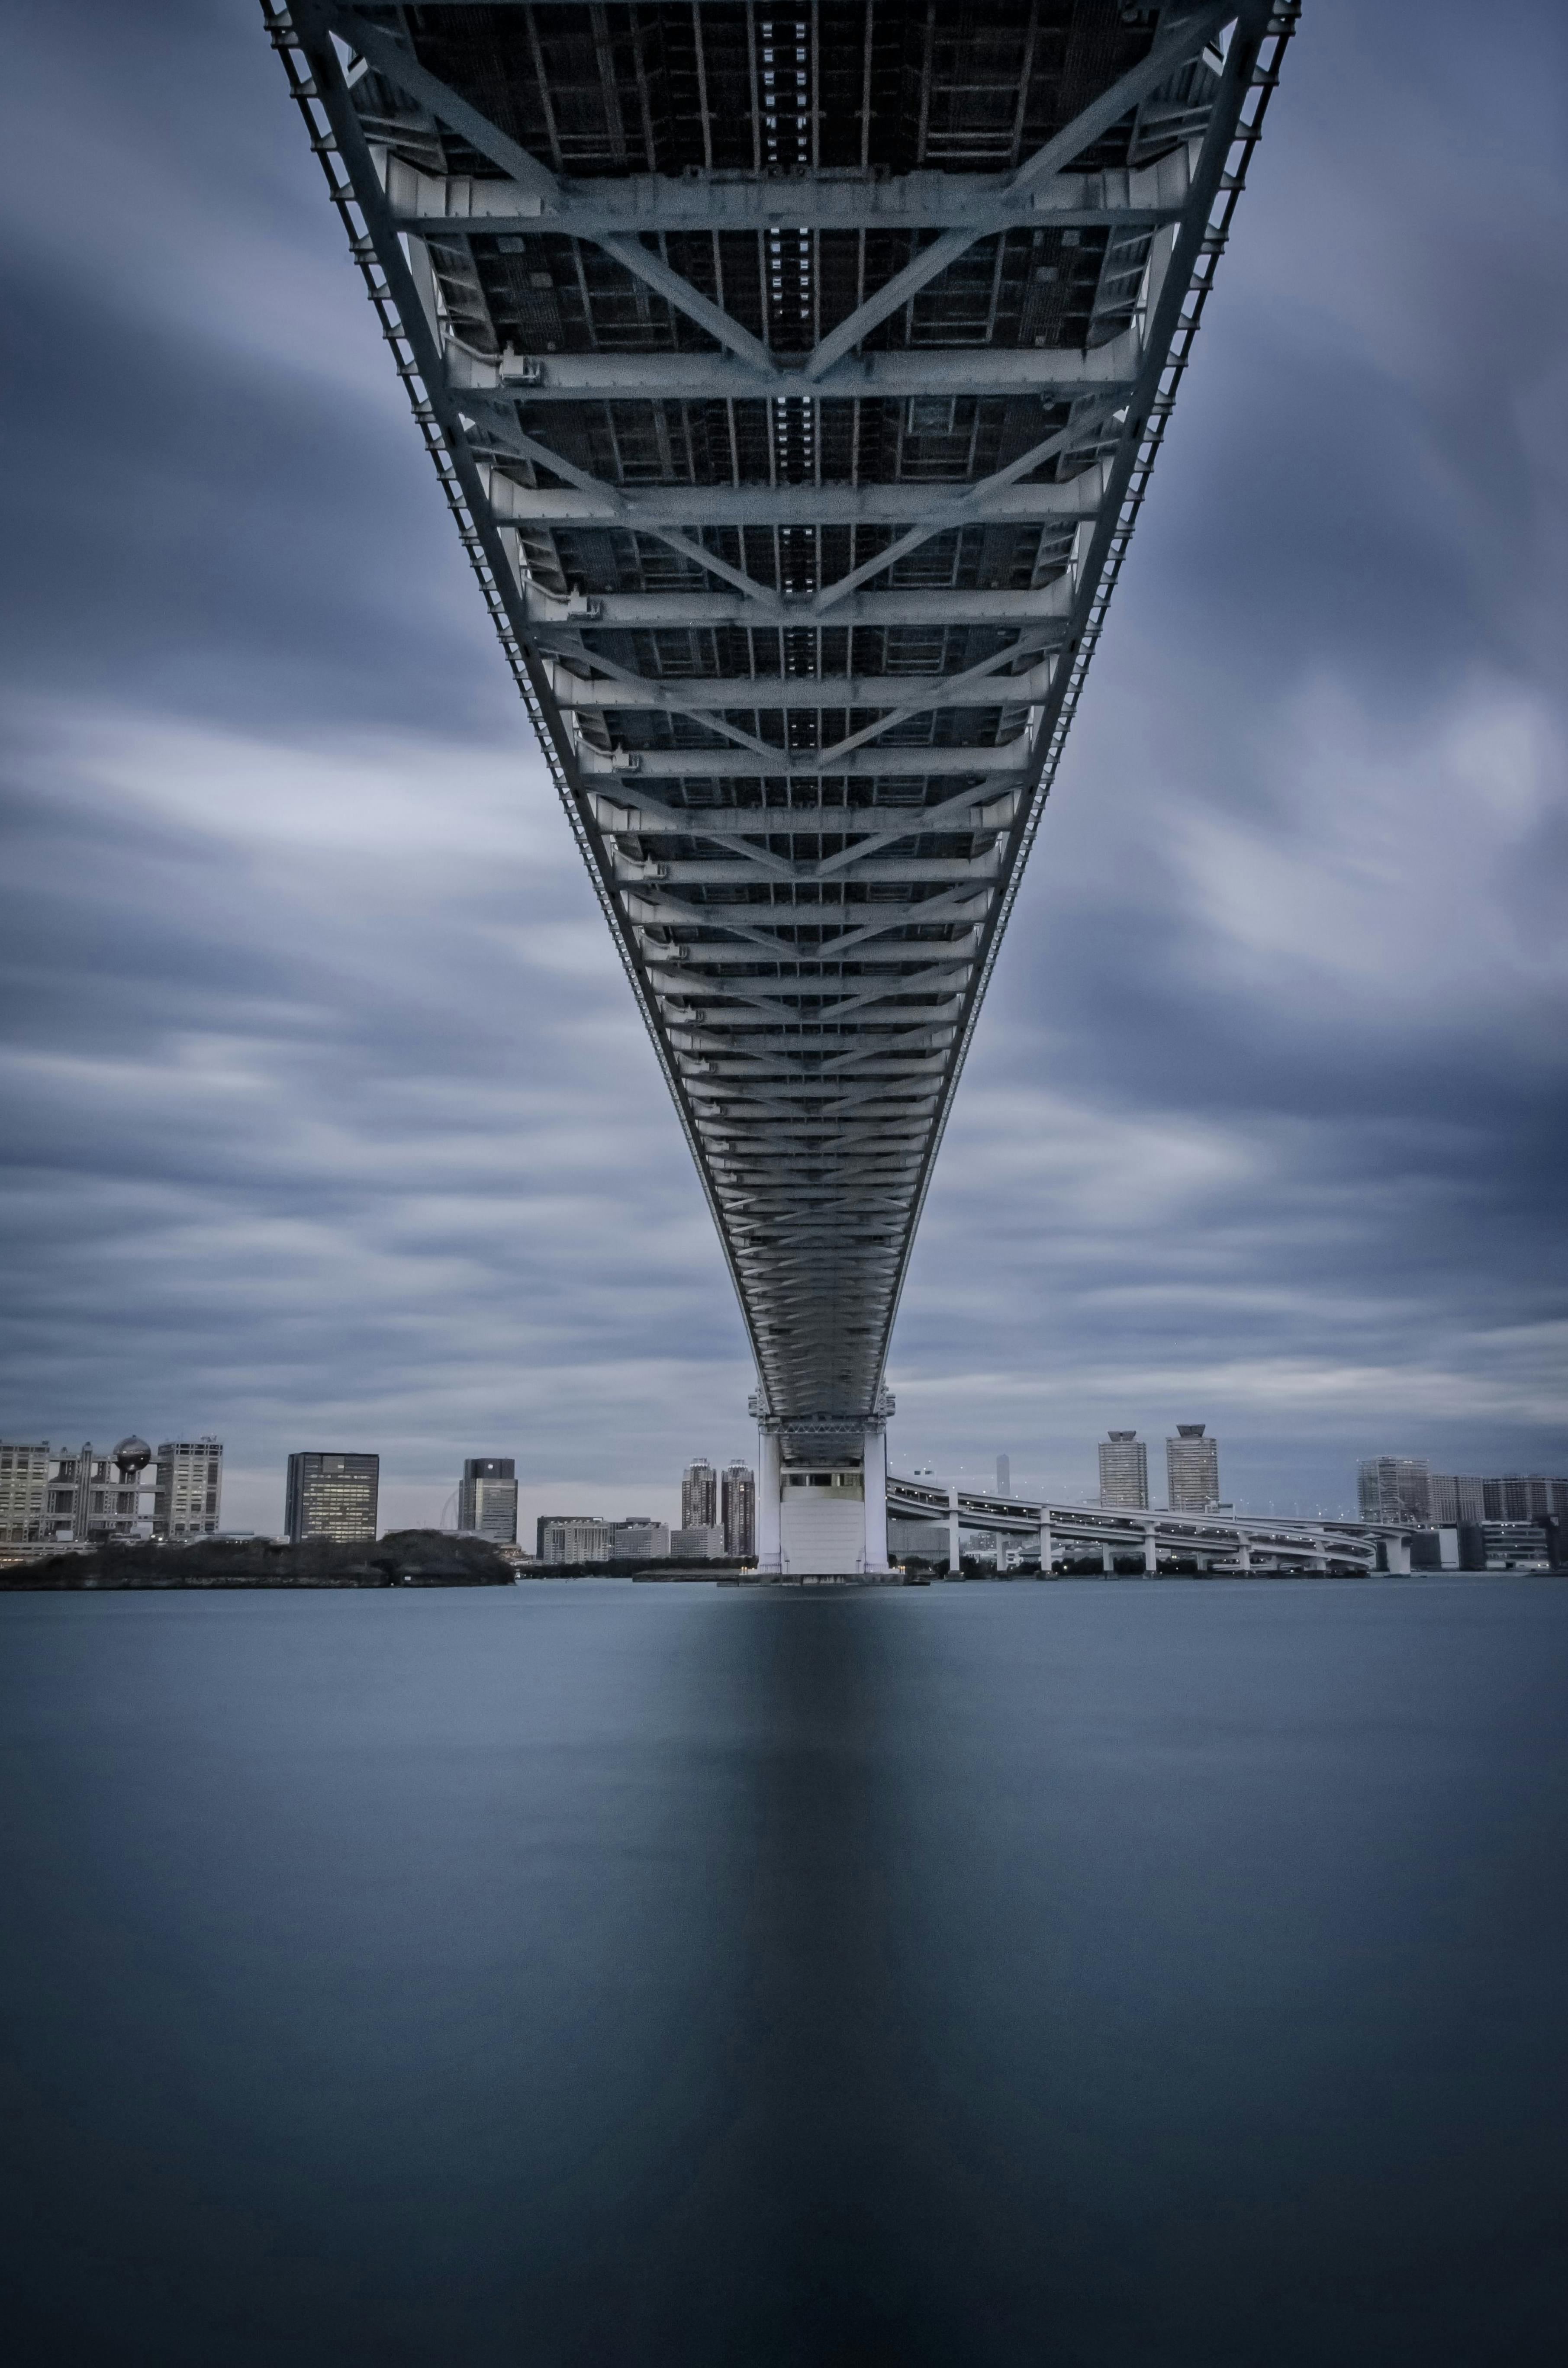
[2,1578,1565,2365]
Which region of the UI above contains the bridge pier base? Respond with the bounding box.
[1101,1542,1114,1577]
[1143,1524,1158,1576]
[1037,1515,1052,1577]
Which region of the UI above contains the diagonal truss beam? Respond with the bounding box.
[798,3,1236,380]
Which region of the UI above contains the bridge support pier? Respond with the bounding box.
[1101,1542,1114,1576]
[947,1485,962,1577]
[1037,1514,1052,1577]
[757,1425,782,1573]
[862,1425,889,1574]
[1143,1524,1158,1577]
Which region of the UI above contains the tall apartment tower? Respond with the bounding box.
[285,1452,378,1545]
[1356,1456,1430,1525]
[459,1457,518,1544]
[1166,1425,1220,1513]
[721,1461,757,1560]
[155,1438,222,1539]
[1099,1432,1149,1509]
[681,1459,718,1533]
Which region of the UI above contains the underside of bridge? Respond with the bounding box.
[268,0,1294,1570]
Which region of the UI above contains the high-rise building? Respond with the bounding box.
[1166,1425,1220,1513]
[1356,1456,1431,1525]
[721,1461,756,1558]
[285,1452,378,1545]
[681,1458,718,1532]
[155,1438,221,1540]
[459,1456,518,1544]
[0,1442,53,1543]
[1099,1431,1149,1509]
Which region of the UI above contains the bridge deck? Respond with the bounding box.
[268,0,1295,1477]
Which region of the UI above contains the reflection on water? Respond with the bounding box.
[2,1579,1565,2365]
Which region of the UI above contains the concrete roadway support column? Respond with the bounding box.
[1101,1541,1114,1577]
[1236,1535,1252,1575]
[1037,1514,1052,1578]
[1143,1523,1158,1576]
[757,1426,782,1573]
[1384,1534,1411,1575]
[947,1484,962,1577]
[863,1425,889,1574]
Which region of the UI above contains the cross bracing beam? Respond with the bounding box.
[383,143,1198,240]
[583,746,1028,780]
[523,588,1074,630]
[544,658,1056,712]
[267,0,1294,1447]
[486,477,1106,531]
[458,346,1140,402]
[597,787,1015,835]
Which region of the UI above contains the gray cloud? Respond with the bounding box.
[1,0,1564,1533]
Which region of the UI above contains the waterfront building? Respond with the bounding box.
[0,1442,52,1543]
[458,1456,518,1544]
[721,1461,756,1559]
[1429,1474,1485,1525]
[1476,1521,1553,1571]
[1099,1431,1149,1510]
[681,1459,718,1532]
[285,1451,378,1546]
[6,1437,153,1544]
[1392,1471,1566,1527]
[1480,1474,1568,1521]
[671,1525,724,1561]
[43,1438,155,1542]
[535,1514,614,1565]
[888,1517,947,1566]
[1166,1425,1220,1514]
[613,1518,670,1561]
[155,1437,221,1540]
[1356,1456,1431,1525]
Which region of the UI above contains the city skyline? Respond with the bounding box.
[0,2,1561,1523]
[12,1423,1565,1549]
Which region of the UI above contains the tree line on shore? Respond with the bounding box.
[8,1531,513,1588]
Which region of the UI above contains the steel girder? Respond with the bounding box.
[265,0,1296,1465]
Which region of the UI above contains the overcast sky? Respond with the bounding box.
[2,1,1564,1535]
